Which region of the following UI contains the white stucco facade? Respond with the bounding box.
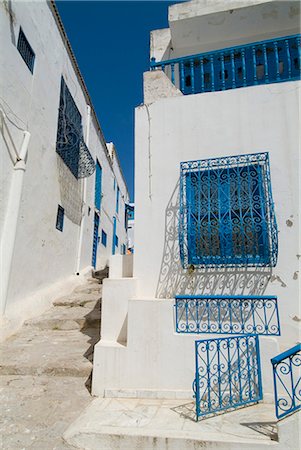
[0,1,129,338]
[92,0,300,421]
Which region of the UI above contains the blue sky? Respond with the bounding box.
[56,1,179,200]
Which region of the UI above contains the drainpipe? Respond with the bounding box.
[75,105,91,275]
[0,115,31,316]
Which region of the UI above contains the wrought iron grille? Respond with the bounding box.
[150,34,301,95]
[179,152,277,268]
[175,295,280,336]
[56,77,95,179]
[17,28,35,73]
[56,205,64,232]
[271,343,301,419]
[194,335,262,419]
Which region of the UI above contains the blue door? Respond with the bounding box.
[92,213,99,268]
[95,161,102,210]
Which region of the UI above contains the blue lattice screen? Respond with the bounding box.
[179,153,277,268]
[56,77,95,179]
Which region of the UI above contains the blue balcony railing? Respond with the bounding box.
[271,343,301,419]
[150,34,301,95]
[175,295,280,336]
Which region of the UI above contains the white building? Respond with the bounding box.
[92,0,300,435]
[0,1,129,339]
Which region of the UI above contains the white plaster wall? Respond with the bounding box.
[134,80,300,347]
[151,0,300,61]
[0,1,128,328]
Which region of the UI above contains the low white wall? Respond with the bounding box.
[92,297,278,399]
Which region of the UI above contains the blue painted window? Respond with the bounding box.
[56,77,95,179]
[179,153,277,268]
[17,28,35,73]
[56,205,64,232]
[95,161,102,210]
[116,186,119,213]
[101,230,107,247]
[112,217,116,255]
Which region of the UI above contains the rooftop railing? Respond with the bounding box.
[150,34,301,95]
[271,343,301,419]
[175,295,280,336]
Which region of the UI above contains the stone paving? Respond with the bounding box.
[0,278,102,450]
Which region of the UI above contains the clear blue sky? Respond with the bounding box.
[56,1,179,201]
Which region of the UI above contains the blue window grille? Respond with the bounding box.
[194,335,263,420]
[175,295,280,336]
[115,235,119,248]
[116,186,120,214]
[56,205,64,232]
[101,230,107,247]
[92,213,100,268]
[179,152,277,269]
[95,161,102,210]
[150,34,301,95]
[56,77,95,179]
[271,343,301,419]
[112,217,117,255]
[17,28,35,73]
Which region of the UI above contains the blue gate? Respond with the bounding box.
[92,213,99,268]
[194,335,263,419]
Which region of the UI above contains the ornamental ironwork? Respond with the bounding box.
[179,152,278,268]
[150,34,301,95]
[271,343,301,419]
[194,335,262,419]
[56,77,95,179]
[175,295,280,336]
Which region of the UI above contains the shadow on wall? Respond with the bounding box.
[156,179,272,299]
[57,156,82,226]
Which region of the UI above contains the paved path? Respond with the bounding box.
[0,278,102,450]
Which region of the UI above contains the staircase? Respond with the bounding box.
[0,275,106,449]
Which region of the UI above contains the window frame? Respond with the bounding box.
[179,152,278,269]
[17,27,35,73]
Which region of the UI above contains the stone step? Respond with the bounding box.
[64,399,278,450]
[0,328,93,377]
[24,303,101,331]
[73,284,102,295]
[53,291,101,307]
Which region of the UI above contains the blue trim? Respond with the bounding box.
[112,217,116,255]
[194,334,262,419]
[179,152,278,268]
[92,213,99,268]
[174,296,280,336]
[271,344,301,419]
[116,186,119,214]
[271,343,301,365]
[95,161,102,210]
[150,34,301,95]
[101,229,107,247]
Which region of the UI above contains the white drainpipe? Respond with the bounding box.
[0,116,31,316]
[75,105,91,275]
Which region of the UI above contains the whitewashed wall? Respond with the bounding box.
[134,80,300,347]
[0,1,128,330]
